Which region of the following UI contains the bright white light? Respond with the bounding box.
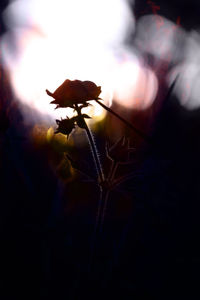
[110,55,158,109]
[1,0,137,120]
[168,30,200,110]
[135,14,186,63]
[135,14,200,111]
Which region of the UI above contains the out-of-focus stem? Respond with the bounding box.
[95,99,150,142]
[95,75,180,143]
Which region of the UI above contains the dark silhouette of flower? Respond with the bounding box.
[46,79,101,108]
[55,117,76,138]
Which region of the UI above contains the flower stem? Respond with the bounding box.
[75,104,104,183]
[95,99,150,142]
[100,161,118,231]
[74,108,105,274]
[82,121,105,247]
[88,185,106,270]
[99,189,109,233]
[78,118,109,281]
[83,120,104,183]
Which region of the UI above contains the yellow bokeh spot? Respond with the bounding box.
[46,126,54,142]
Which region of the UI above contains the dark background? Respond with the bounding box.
[1,1,200,299]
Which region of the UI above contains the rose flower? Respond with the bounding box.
[46,79,101,108]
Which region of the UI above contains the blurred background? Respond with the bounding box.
[1,0,200,299]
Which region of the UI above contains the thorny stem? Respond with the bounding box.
[88,160,119,276]
[83,123,105,183]
[74,105,106,274]
[95,99,150,142]
[88,186,107,272]
[99,189,110,233]
[75,104,104,183]
[100,161,118,231]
